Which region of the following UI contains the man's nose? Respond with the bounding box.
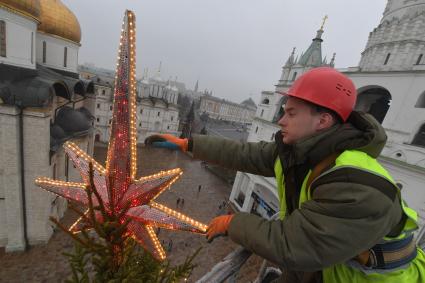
[278,114,286,126]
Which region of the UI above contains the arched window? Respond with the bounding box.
[416,54,423,65]
[262,98,269,105]
[63,47,67,67]
[42,41,47,63]
[65,155,69,181]
[53,163,57,180]
[384,53,391,65]
[415,91,425,108]
[355,87,391,124]
[0,20,6,57]
[292,72,298,81]
[30,32,33,63]
[412,124,425,147]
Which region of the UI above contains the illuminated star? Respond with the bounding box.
[35,10,207,261]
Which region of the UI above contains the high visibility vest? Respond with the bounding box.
[274,149,425,283]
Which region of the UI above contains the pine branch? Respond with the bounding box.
[49,217,90,249]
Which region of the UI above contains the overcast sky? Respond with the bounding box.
[63,0,387,103]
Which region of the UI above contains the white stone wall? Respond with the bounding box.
[0,102,95,250]
[0,106,26,251]
[0,8,37,69]
[36,32,79,74]
[382,0,425,23]
[380,157,425,228]
[345,71,425,146]
[23,109,56,245]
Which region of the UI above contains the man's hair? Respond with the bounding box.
[307,101,343,124]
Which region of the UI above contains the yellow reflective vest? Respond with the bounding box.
[274,149,425,283]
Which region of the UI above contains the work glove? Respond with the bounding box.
[206,214,234,243]
[144,134,188,152]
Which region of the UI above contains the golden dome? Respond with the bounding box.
[38,0,81,44]
[0,0,41,21]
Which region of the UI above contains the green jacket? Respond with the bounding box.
[191,112,403,273]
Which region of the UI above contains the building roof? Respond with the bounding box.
[92,75,114,88]
[297,29,324,67]
[240,97,257,110]
[50,106,93,151]
[0,63,94,107]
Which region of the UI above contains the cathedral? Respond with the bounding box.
[0,0,95,251]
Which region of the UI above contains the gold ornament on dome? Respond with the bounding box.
[38,0,81,44]
[0,0,40,21]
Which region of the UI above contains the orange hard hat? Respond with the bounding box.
[282,67,357,122]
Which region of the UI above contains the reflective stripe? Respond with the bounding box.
[323,248,425,282]
[274,158,286,220]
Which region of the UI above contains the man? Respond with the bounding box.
[145,67,425,282]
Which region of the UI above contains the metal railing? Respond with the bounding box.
[197,218,425,283]
[196,213,281,283]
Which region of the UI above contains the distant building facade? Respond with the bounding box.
[199,95,256,124]
[136,69,180,142]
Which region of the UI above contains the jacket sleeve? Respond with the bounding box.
[191,134,277,177]
[227,182,402,271]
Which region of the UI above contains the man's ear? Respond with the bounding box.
[317,112,334,130]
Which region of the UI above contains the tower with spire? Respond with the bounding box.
[276,15,335,92]
[194,79,199,93]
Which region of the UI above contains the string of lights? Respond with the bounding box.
[35,10,207,261]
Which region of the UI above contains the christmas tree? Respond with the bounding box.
[51,163,199,282]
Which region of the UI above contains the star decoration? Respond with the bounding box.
[35,10,207,261]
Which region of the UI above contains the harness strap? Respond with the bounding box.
[305,152,339,189]
[356,235,417,269]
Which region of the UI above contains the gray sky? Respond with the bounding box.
[63,0,387,103]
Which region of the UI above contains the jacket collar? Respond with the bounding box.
[275,111,387,169]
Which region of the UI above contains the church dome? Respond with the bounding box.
[38,0,81,44]
[0,0,40,21]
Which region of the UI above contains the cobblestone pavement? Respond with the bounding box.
[0,145,263,282]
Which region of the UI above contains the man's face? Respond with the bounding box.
[277,97,323,144]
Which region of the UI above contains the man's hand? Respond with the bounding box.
[206,214,234,243]
[144,134,188,152]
